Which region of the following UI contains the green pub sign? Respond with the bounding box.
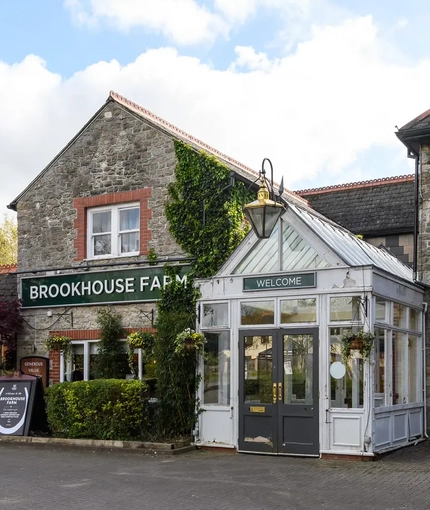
[243,272,316,292]
[21,265,191,308]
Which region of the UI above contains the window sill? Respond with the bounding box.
[85,253,141,262]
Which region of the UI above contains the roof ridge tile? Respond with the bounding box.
[296,174,414,195]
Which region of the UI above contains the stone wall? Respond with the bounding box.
[15,99,186,372]
[17,301,156,382]
[418,143,430,430]
[17,101,183,271]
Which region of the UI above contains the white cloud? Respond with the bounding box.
[233,46,274,71]
[1,15,428,216]
[64,0,315,46]
[64,0,229,45]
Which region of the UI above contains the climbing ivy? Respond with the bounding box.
[154,265,201,438]
[166,141,252,278]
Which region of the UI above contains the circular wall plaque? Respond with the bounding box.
[330,361,346,380]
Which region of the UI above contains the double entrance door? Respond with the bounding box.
[239,328,319,456]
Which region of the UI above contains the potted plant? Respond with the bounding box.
[340,329,375,364]
[126,330,155,377]
[44,335,72,361]
[174,328,205,355]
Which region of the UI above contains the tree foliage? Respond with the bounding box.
[0,299,22,348]
[0,214,17,265]
[166,141,252,278]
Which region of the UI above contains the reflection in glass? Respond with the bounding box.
[93,234,111,256]
[92,211,111,233]
[392,332,407,404]
[280,298,316,323]
[120,208,139,231]
[241,301,274,325]
[203,332,230,405]
[65,344,84,382]
[408,335,420,403]
[283,334,313,404]
[120,232,139,253]
[202,303,228,328]
[409,308,419,331]
[330,327,363,409]
[393,303,407,328]
[244,335,272,403]
[330,296,361,322]
[375,298,387,322]
[374,328,385,403]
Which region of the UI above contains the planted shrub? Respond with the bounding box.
[45,379,149,440]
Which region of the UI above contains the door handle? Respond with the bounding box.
[278,382,282,401]
[272,383,277,404]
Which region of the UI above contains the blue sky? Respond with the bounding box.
[1,0,430,216]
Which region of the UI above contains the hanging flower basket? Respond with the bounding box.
[340,329,375,364]
[126,331,155,377]
[174,329,205,355]
[44,335,72,362]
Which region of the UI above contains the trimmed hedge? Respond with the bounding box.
[45,379,149,441]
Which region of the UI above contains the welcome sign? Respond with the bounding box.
[21,265,191,308]
[243,272,316,291]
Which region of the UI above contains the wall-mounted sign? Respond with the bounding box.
[20,265,191,308]
[243,272,316,292]
[0,377,36,436]
[20,357,50,389]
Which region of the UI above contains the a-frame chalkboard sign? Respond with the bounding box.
[0,372,38,436]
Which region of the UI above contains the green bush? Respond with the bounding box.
[144,363,157,378]
[45,379,149,440]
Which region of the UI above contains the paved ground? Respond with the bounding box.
[1,440,430,510]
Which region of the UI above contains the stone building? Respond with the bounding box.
[396,111,430,428]
[7,91,302,384]
[6,92,427,457]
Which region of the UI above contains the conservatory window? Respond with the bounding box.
[374,327,386,407]
[241,301,274,325]
[280,298,317,323]
[330,296,361,322]
[203,332,230,405]
[408,335,421,403]
[409,308,419,331]
[330,327,363,409]
[375,297,388,323]
[202,303,229,328]
[392,332,407,405]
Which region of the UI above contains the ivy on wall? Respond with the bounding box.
[166,140,252,278]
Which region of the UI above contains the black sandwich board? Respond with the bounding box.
[0,373,40,436]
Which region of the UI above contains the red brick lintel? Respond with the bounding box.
[50,328,156,340]
[297,174,414,196]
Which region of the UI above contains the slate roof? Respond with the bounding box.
[396,109,430,156]
[296,175,414,236]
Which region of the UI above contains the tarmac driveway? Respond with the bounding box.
[1,440,430,510]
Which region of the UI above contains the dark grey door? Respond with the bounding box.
[238,329,319,456]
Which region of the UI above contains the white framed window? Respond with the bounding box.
[62,340,135,382]
[87,203,140,259]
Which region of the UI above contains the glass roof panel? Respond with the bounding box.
[282,222,330,271]
[233,221,330,275]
